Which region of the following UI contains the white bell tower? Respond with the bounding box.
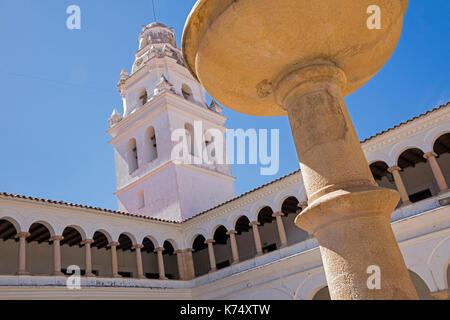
[107,22,235,222]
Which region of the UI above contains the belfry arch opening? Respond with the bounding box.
[127,138,139,174]
[146,126,158,162]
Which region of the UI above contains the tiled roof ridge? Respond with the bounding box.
[361,102,449,144]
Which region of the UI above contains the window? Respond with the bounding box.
[138,89,148,107]
[182,84,193,101]
[184,123,195,156]
[216,260,230,270]
[263,243,277,254]
[146,126,158,162]
[127,138,139,173]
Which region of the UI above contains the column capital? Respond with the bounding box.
[15,232,30,239]
[298,201,308,209]
[108,241,120,247]
[154,247,165,253]
[388,166,402,173]
[50,235,64,242]
[272,212,285,218]
[175,248,194,254]
[226,230,238,236]
[132,244,144,250]
[249,221,260,227]
[424,151,438,160]
[81,239,94,246]
[204,239,216,244]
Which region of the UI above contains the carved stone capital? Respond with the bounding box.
[108,242,120,248]
[204,239,216,245]
[154,247,165,253]
[132,244,144,250]
[81,239,94,246]
[387,166,402,173]
[226,230,238,236]
[50,236,64,242]
[249,221,260,227]
[15,232,30,239]
[423,152,438,160]
[272,212,285,218]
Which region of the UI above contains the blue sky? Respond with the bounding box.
[0,0,448,210]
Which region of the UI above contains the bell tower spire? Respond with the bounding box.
[107,22,235,222]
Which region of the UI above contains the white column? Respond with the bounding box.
[15,232,30,275]
[154,247,168,280]
[424,152,449,193]
[272,212,288,247]
[81,239,95,277]
[50,235,64,276]
[205,239,217,272]
[108,242,121,278]
[388,166,411,205]
[226,230,240,264]
[249,221,263,256]
[133,244,145,279]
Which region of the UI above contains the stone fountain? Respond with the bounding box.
[182,0,417,299]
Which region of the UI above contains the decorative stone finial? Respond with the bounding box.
[108,109,123,126]
[153,74,175,96]
[209,100,223,113]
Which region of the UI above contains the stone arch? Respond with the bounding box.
[119,232,137,246]
[294,268,327,300]
[141,236,159,279]
[0,219,19,275]
[92,229,113,244]
[60,226,84,275]
[409,270,434,300]
[0,216,22,234]
[213,225,233,270]
[28,220,55,238]
[369,161,397,191]
[427,235,450,291]
[63,224,87,241]
[162,240,179,280]
[280,196,310,245]
[234,215,256,262]
[188,230,209,248]
[192,234,209,277]
[396,147,438,201]
[26,222,54,275]
[431,131,450,152]
[432,132,450,189]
